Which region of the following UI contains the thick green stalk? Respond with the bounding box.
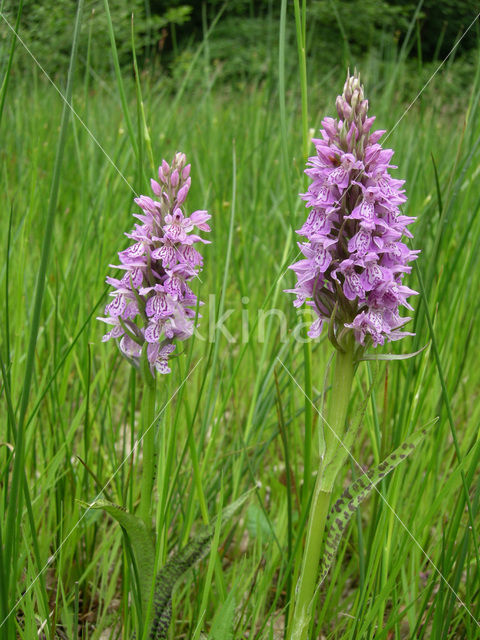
[321,342,356,490]
[289,344,355,640]
[139,375,157,532]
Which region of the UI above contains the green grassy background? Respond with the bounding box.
[1,2,480,638]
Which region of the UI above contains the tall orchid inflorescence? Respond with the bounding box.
[98,153,210,374]
[287,71,419,349]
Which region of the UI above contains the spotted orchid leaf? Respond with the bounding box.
[148,490,253,639]
[318,423,433,586]
[80,500,155,620]
[148,527,211,639]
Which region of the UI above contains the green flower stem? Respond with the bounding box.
[322,340,356,490]
[139,373,157,532]
[302,315,313,504]
[289,342,355,640]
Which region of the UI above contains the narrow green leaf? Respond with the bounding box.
[103,0,138,160]
[357,343,429,362]
[82,500,155,618]
[278,0,295,228]
[2,4,84,634]
[415,261,480,566]
[0,0,24,127]
[318,422,434,585]
[246,503,274,541]
[208,589,236,640]
[131,15,154,176]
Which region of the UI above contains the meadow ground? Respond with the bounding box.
[1,4,480,639]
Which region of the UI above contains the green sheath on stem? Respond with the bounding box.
[289,341,355,640]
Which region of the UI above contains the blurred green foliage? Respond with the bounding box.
[309,0,479,61]
[165,0,479,70]
[0,0,478,80]
[0,0,192,73]
[310,0,413,59]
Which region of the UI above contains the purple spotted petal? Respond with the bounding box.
[105,294,126,318]
[145,322,162,343]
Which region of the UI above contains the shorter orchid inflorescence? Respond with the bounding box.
[98,153,210,374]
[287,71,420,349]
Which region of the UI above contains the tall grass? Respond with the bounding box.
[1,4,480,639]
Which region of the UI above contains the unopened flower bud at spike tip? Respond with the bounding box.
[286,71,420,350]
[174,151,186,167]
[98,154,210,374]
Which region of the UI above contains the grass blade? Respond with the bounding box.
[1,2,84,635]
